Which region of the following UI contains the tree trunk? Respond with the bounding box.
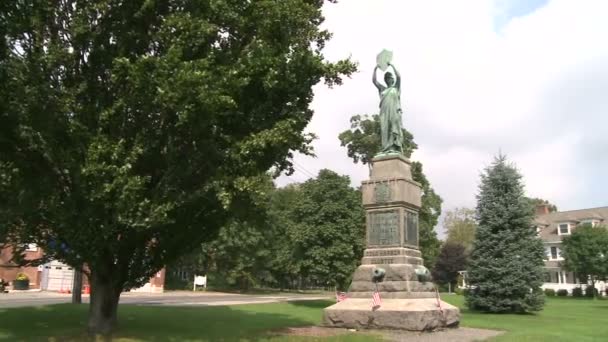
[72,270,83,304]
[87,273,121,335]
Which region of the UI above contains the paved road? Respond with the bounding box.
[0,291,330,309]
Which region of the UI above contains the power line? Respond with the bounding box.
[293,160,317,178]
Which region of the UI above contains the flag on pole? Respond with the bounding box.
[336,291,348,302]
[435,286,444,314]
[372,288,382,309]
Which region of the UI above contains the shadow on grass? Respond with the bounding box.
[0,303,321,341]
[288,300,334,309]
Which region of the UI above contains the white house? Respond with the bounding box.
[535,205,607,295]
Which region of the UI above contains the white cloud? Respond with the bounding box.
[277,0,608,232]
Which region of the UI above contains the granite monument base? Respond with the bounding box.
[322,298,459,331]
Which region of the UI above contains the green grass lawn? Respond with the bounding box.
[0,300,379,342]
[1,296,607,341]
[441,295,608,342]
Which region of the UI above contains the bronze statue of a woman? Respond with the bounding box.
[373,51,404,155]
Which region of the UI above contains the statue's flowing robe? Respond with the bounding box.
[379,86,404,153]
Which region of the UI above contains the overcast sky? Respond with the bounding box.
[276,0,608,235]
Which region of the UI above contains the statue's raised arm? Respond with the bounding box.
[372,66,385,93]
[389,63,401,91]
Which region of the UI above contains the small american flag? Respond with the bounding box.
[435,287,443,314]
[336,292,348,302]
[372,288,382,309]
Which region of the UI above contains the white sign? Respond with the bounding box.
[194,275,207,286]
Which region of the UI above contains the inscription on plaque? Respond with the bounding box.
[368,210,400,246]
[405,211,419,247]
[365,249,401,257]
[370,258,394,264]
[374,183,391,203]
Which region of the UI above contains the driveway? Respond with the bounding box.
[0,291,330,309]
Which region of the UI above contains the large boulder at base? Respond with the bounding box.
[323,298,460,331]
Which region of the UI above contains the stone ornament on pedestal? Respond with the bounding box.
[322,155,460,330]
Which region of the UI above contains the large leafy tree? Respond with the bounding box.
[172,174,277,291]
[338,114,442,268]
[277,169,365,290]
[561,224,608,297]
[432,242,468,292]
[0,0,354,334]
[444,207,477,252]
[466,155,545,313]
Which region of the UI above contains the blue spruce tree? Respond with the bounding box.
[466,155,545,312]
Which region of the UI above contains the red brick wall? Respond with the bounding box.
[0,245,44,288]
[2,245,166,291]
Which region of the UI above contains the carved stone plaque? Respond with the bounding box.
[374,183,391,203]
[368,210,400,246]
[405,211,419,247]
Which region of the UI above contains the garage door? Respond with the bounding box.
[41,261,74,291]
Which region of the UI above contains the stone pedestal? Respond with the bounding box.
[323,154,460,331]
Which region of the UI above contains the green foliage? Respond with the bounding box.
[466,155,546,313]
[572,287,583,297]
[527,198,558,213]
[338,114,417,171]
[411,162,443,269]
[271,169,365,290]
[444,207,477,252]
[544,288,556,297]
[170,169,365,292]
[186,175,277,291]
[337,114,441,268]
[0,0,354,332]
[585,285,598,298]
[561,224,608,297]
[556,289,569,297]
[432,242,467,289]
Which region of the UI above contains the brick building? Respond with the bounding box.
[0,245,165,292]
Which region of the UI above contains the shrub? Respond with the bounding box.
[556,289,569,297]
[544,288,556,297]
[572,287,584,297]
[585,285,598,298]
[15,273,29,281]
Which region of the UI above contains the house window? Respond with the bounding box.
[581,220,598,227]
[550,246,558,260]
[558,223,570,235]
[543,272,551,283]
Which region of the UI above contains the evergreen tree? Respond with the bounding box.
[466,155,545,313]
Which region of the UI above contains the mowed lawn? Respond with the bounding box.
[0,300,379,342]
[0,296,607,341]
[441,295,608,342]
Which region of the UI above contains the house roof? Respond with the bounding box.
[536,206,608,242]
